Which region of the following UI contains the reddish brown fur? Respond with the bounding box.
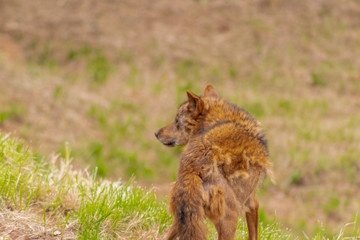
[155,85,273,240]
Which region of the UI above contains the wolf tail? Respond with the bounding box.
[165,224,178,240]
[167,175,207,240]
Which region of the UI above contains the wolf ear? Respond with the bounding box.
[203,84,219,98]
[186,90,204,116]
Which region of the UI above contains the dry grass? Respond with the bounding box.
[0,133,175,239]
[0,209,76,239]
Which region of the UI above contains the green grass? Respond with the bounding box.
[77,176,171,239]
[36,44,59,70]
[87,53,112,84]
[0,104,27,124]
[0,133,170,239]
[311,72,327,87]
[67,46,113,84]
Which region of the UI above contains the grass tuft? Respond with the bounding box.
[0,133,170,239]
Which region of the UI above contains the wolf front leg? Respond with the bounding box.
[245,194,259,240]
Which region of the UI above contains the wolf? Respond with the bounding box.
[155,84,273,240]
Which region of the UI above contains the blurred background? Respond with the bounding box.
[0,0,359,237]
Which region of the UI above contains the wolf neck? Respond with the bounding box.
[192,98,259,138]
[203,99,243,126]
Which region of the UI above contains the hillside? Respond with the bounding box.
[1,0,360,237]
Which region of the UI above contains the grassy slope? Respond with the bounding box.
[1,0,360,237]
[0,133,299,239]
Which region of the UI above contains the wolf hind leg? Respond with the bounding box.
[207,185,225,220]
[214,209,239,240]
[206,179,239,240]
[245,193,259,240]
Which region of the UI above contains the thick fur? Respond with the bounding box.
[155,85,273,240]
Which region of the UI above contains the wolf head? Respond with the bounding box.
[155,84,219,147]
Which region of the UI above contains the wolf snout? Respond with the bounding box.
[154,130,160,139]
[154,129,176,146]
